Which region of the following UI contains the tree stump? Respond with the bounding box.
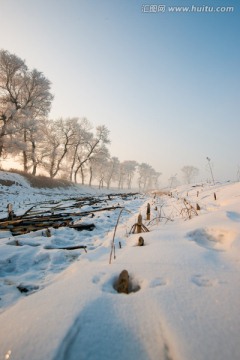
[146,203,150,220]
[137,214,142,234]
[7,203,13,220]
[116,270,129,294]
[45,228,51,237]
[138,236,144,246]
[196,203,201,211]
[129,214,149,234]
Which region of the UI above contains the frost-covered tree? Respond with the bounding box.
[0,50,53,161]
[181,166,199,184]
[151,171,162,189]
[117,162,127,189]
[104,156,120,189]
[41,118,77,178]
[116,160,138,189]
[73,125,110,184]
[89,147,110,188]
[137,163,161,190]
[0,50,26,156]
[66,117,92,182]
[138,163,153,190]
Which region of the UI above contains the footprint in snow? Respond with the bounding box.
[92,272,106,284]
[226,211,240,222]
[192,274,218,287]
[149,277,168,288]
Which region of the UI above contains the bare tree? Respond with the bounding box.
[181,166,199,184]
[206,157,215,184]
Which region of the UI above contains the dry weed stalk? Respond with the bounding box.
[109,207,131,264]
[180,198,198,220]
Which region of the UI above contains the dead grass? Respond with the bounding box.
[154,191,170,196]
[5,169,74,189]
[0,179,16,187]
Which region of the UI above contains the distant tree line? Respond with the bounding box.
[0,49,161,190]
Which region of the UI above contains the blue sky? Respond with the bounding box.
[1,0,239,185]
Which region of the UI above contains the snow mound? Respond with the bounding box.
[0,171,30,188]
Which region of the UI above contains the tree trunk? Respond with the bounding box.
[89,166,93,186]
[0,117,8,158]
[23,128,28,172]
[80,165,85,185]
[69,145,78,181]
[31,140,37,175]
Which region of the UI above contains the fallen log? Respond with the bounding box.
[0,200,125,235]
[45,245,87,252]
[69,223,95,231]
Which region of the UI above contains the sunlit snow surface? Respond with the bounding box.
[0,172,240,360]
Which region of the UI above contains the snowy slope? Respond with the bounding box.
[0,175,240,360]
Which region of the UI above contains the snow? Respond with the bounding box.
[0,171,240,360]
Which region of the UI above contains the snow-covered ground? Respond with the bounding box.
[0,171,239,360]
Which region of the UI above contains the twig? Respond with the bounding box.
[109,207,131,264]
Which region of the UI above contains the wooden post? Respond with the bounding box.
[146,203,150,220]
[7,203,13,220]
[137,214,142,234]
[214,192,217,200]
